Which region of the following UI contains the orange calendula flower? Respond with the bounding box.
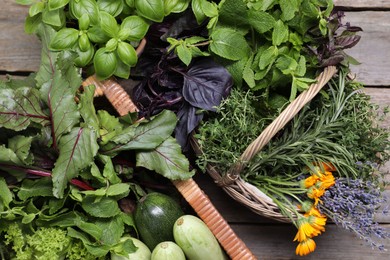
[301,175,319,188]
[296,238,316,256]
[307,186,325,205]
[307,215,326,233]
[304,206,326,219]
[318,173,335,190]
[313,162,337,172]
[294,218,321,242]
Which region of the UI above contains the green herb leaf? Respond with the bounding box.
[259,45,278,70]
[81,196,121,218]
[50,28,79,50]
[8,135,34,165]
[18,178,53,201]
[106,183,131,197]
[97,110,123,145]
[29,2,45,17]
[99,11,119,38]
[25,13,42,34]
[93,47,117,80]
[191,0,207,24]
[121,15,150,41]
[210,28,249,61]
[48,0,70,11]
[52,127,99,198]
[117,42,138,67]
[276,54,298,75]
[176,44,192,66]
[164,0,190,14]
[279,0,299,21]
[248,9,275,34]
[69,0,100,25]
[0,177,13,209]
[94,216,125,245]
[134,0,165,22]
[200,0,218,18]
[102,110,177,153]
[75,220,103,241]
[218,0,248,28]
[87,26,110,43]
[98,154,122,184]
[42,7,65,27]
[97,0,124,17]
[272,20,289,46]
[243,54,256,88]
[74,41,95,67]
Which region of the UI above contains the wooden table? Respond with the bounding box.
[1,1,389,259]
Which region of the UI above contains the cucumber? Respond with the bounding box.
[134,192,184,250]
[173,215,226,260]
[151,241,186,260]
[110,237,151,260]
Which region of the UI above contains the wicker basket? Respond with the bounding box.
[191,66,338,223]
[81,76,256,260]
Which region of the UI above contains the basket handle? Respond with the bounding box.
[221,66,338,185]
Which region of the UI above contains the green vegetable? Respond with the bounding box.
[111,237,151,260]
[173,215,226,260]
[151,241,186,260]
[134,192,184,250]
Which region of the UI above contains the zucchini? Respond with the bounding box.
[151,241,186,260]
[173,215,226,260]
[110,237,151,260]
[134,192,184,250]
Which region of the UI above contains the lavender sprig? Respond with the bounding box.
[319,178,390,250]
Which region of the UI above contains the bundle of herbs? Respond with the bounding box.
[195,69,390,255]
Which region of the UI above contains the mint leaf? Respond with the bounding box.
[248,9,275,34]
[243,54,255,88]
[81,196,121,218]
[0,87,49,131]
[259,45,278,70]
[272,20,289,46]
[52,127,99,198]
[218,0,248,28]
[279,0,299,21]
[276,54,298,75]
[176,44,192,66]
[210,28,249,61]
[103,110,177,153]
[0,177,13,209]
[136,137,195,180]
[106,183,131,197]
[94,216,125,245]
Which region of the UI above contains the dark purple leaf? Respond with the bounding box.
[182,59,232,111]
[335,35,361,49]
[174,103,203,150]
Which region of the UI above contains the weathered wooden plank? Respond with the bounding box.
[230,223,390,259]
[345,12,390,86]
[0,1,41,72]
[334,0,390,9]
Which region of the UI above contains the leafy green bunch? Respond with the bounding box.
[17,0,192,79]
[0,25,194,257]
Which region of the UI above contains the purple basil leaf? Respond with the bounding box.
[336,34,361,49]
[174,103,203,150]
[182,59,232,111]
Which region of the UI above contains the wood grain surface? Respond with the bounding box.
[1,1,389,259]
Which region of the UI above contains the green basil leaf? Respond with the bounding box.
[100,11,119,38]
[48,0,70,11]
[25,13,42,34]
[176,44,192,66]
[70,0,100,25]
[164,0,190,15]
[191,0,206,24]
[117,42,138,67]
[97,0,124,17]
[78,13,90,31]
[15,0,35,5]
[125,0,135,8]
[29,2,45,17]
[136,137,195,180]
[113,57,131,79]
[106,38,118,52]
[50,28,79,50]
[200,0,218,17]
[74,42,95,67]
[210,28,249,61]
[42,7,65,27]
[272,20,289,46]
[78,33,90,52]
[87,26,110,43]
[121,15,150,41]
[94,47,117,80]
[135,0,164,22]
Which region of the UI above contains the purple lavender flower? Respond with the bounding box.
[319,178,390,250]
